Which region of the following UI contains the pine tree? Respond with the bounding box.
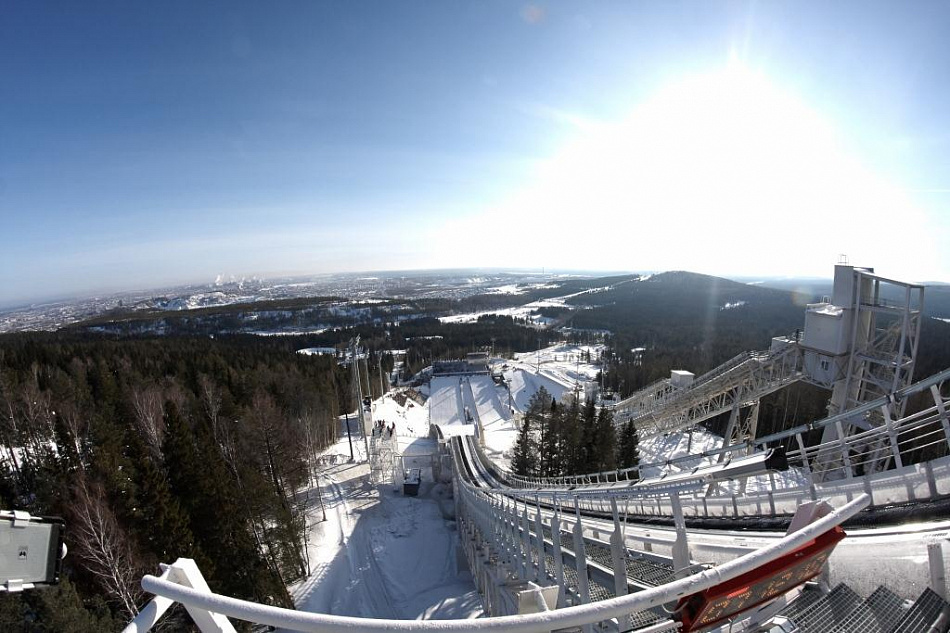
[511,415,538,476]
[67,476,144,620]
[560,397,583,475]
[130,432,203,567]
[579,396,598,472]
[593,406,617,472]
[33,577,118,633]
[0,591,25,632]
[163,401,290,607]
[526,387,552,476]
[540,403,562,477]
[618,420,640,471]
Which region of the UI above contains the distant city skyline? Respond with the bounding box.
[2,1,949,305]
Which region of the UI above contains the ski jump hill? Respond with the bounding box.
[428,374,511,436]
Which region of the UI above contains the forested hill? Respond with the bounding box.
[569,271,809,387]
[571,271,950,395]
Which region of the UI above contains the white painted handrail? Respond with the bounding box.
[134,494,870,632]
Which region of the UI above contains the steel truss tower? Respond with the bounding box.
[793,265,924,478]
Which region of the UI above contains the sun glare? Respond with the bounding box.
[438,65,934,279]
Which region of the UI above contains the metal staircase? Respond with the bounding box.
[612,344,804,439]
[780,584,949,633]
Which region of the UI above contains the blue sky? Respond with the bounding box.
[2,1,949,306]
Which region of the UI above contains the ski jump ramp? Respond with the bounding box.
[429,375,511,436]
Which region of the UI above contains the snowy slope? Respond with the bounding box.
[428,377,466,426]
[467,376,511,428]
[638,429,724,477]
[503,367,570,411]
[285,415,482,624]
[372,393,429,437]
[428,375,512,441]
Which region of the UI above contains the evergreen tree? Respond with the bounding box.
[129,433,203,567]
[618,420,640,471]
[560,397,583,475]
[87,413,138,524]
[526,387,552,476]
[593,406,617,472]
[579,397,598,472]
[0,591,24,631]
[33,578,117,633]
[539,401,561,477]
[511,416,538,476]
[0,578,117,633]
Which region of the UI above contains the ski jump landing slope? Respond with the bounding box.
[465,375,511,429]
[428,375,511,435]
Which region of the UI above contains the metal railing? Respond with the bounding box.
[499,368,950,510]
[124,485,871,633]
[121,367,950,632]
[612,346,805,439]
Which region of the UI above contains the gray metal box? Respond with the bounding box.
[0,511,64,589]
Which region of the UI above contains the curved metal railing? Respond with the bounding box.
[124,491,870,632]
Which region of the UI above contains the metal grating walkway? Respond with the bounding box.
[888,588,948,633]
[779,587,822,623]
[780,583,949,633]
[789,583,862,633]
[855,586,906,633]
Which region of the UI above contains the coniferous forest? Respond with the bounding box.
[0,334,347,631]
[510,387,638,479]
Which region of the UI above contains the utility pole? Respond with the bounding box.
[343,410,354,461]
[362,355,373,401]
[378,354,386,399]
[537,337,541,372]
[350,336,370,460]
[575,350,580,394]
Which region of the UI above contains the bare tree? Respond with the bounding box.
[69,477,144,619]
[131,386,164,459]
[163,380,189,417]
[0,372,24,483]
[198,375,224,446]
[250,392,292,500]
[58,401,88,471]
[20,375,54,457]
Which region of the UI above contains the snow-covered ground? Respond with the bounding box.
[250,327,330,336]
[285,353,812,623]
[428,376,471,427]
[285,412,482,624]
[501,342,605,409]
[638,428,725,477]
[428,375,513,428]
[427,375,519,465]
[638,427,808,493]
[372,393,430,438]
[296,346,338,356]
[421,343,607,468]
[437,286,609,326]
[502,368,570,411]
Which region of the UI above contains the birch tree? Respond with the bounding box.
[69,477,143,619]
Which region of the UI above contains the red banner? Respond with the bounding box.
[677,525,845,632]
